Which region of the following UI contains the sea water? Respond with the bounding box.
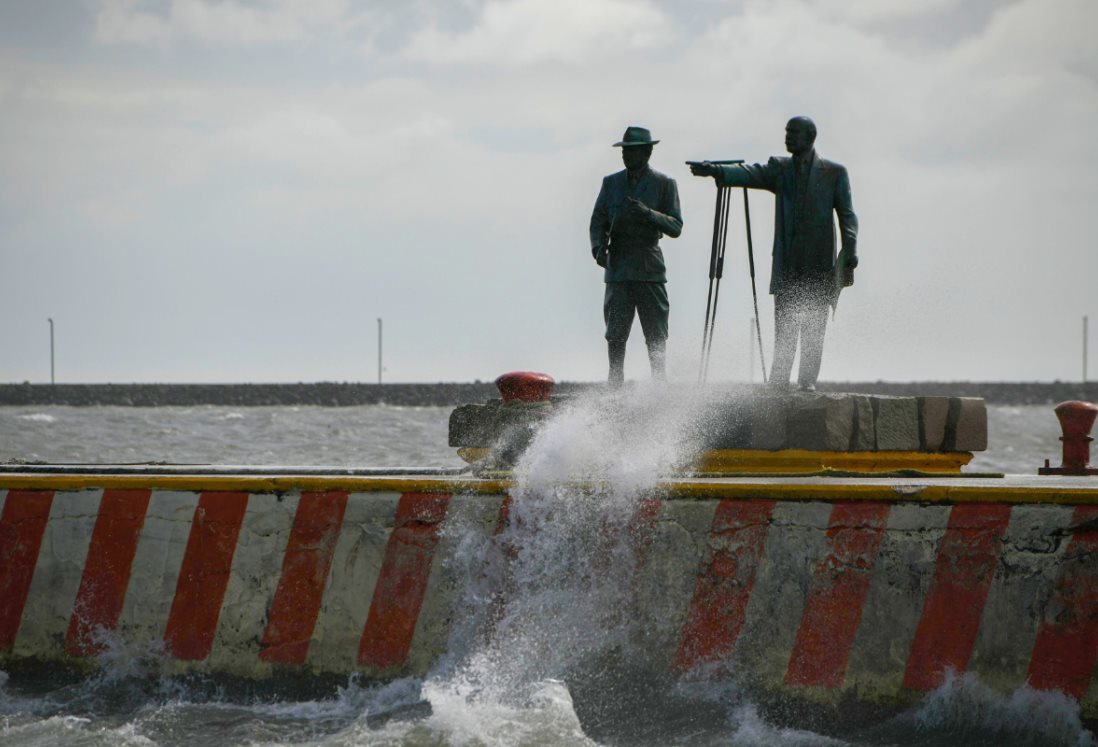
[0,399,1093,746]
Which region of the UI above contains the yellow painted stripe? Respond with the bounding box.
[662,482,1098,506]
[462,447,974,475]
[1,473,1097,505]
[694,449,973,474]
[0,474,509,495]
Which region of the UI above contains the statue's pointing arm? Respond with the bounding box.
[716,158,780,192]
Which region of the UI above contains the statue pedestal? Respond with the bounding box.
[449,389,988,476]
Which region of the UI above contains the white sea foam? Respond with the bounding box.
[906,669,1095,746]
[17,413,55,423]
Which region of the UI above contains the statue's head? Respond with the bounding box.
[614,126,658,172]
[785,116,817,156]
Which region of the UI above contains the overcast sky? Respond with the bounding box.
[1,0,1095,384]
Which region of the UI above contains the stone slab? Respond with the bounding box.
[917,396,950,452]
[785,394,855,451]
[873,397,920,451]
[851,395,876,451]
[944,397,989,452]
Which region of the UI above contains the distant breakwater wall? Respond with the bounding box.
[0,381,1095,407]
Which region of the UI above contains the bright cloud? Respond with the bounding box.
[403,0,672,65]
[94,0,366,46]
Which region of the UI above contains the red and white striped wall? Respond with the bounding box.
[0,487,502,678]
[0,483,1095,718]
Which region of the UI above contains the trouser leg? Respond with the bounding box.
[604,283,636,387]
[770,292,797,386]
[646,339,666,380]
[634,282,670,381]
[607,340,627,387]
[797,296,829,388]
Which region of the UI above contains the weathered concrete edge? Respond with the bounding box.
[2,473,1097,505]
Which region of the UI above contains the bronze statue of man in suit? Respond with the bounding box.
[691,117,858,391]
[590,126,683,387]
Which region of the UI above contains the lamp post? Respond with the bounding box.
[48,318,55,385]
[377,318,383,386]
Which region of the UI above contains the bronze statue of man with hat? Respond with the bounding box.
[691,116,858,391]
[590,126,683,387]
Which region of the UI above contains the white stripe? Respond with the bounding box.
[636,498,720,671]
[307,491,401,671]
[0,490,6,520]
[844,503,951,695]
[116,490,202,654]
[207,493,295,673]
[735,500,832,685]
[969,504,1074,692]
[407,493,505,675]
[13,489,102,657]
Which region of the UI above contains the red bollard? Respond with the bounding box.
[495,371,555,403]
[1039,400,1098,476]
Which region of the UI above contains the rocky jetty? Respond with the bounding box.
[0,381,1093,407]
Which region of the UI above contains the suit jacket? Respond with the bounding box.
[590,166,683,283]
[717,150,857,301]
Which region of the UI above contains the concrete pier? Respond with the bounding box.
[1,468,1095,721]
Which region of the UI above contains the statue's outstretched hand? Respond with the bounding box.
[689,161,718,178]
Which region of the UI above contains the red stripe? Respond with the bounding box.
[903,503,1012,690]
[1027,505,1098,698]
[494,494,513,535]
[674,499,775,671]
[629,498,663,570]
[357,493,450,669]
[65,489,152,656]
[786,502,891,688]
[163,491,250,661]
[0,490,55,650]
[260,491,349,664]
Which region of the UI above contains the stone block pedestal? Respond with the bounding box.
[448,390,988,474]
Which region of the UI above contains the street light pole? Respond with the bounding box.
[48,318,55,385]
[377,318,383,386]
[1085,315,1089,384]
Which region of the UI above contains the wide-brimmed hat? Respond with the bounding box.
[613,126,659,147]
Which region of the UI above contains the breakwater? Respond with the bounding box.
[2,472,1097,730]
[0,381,1095,407]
